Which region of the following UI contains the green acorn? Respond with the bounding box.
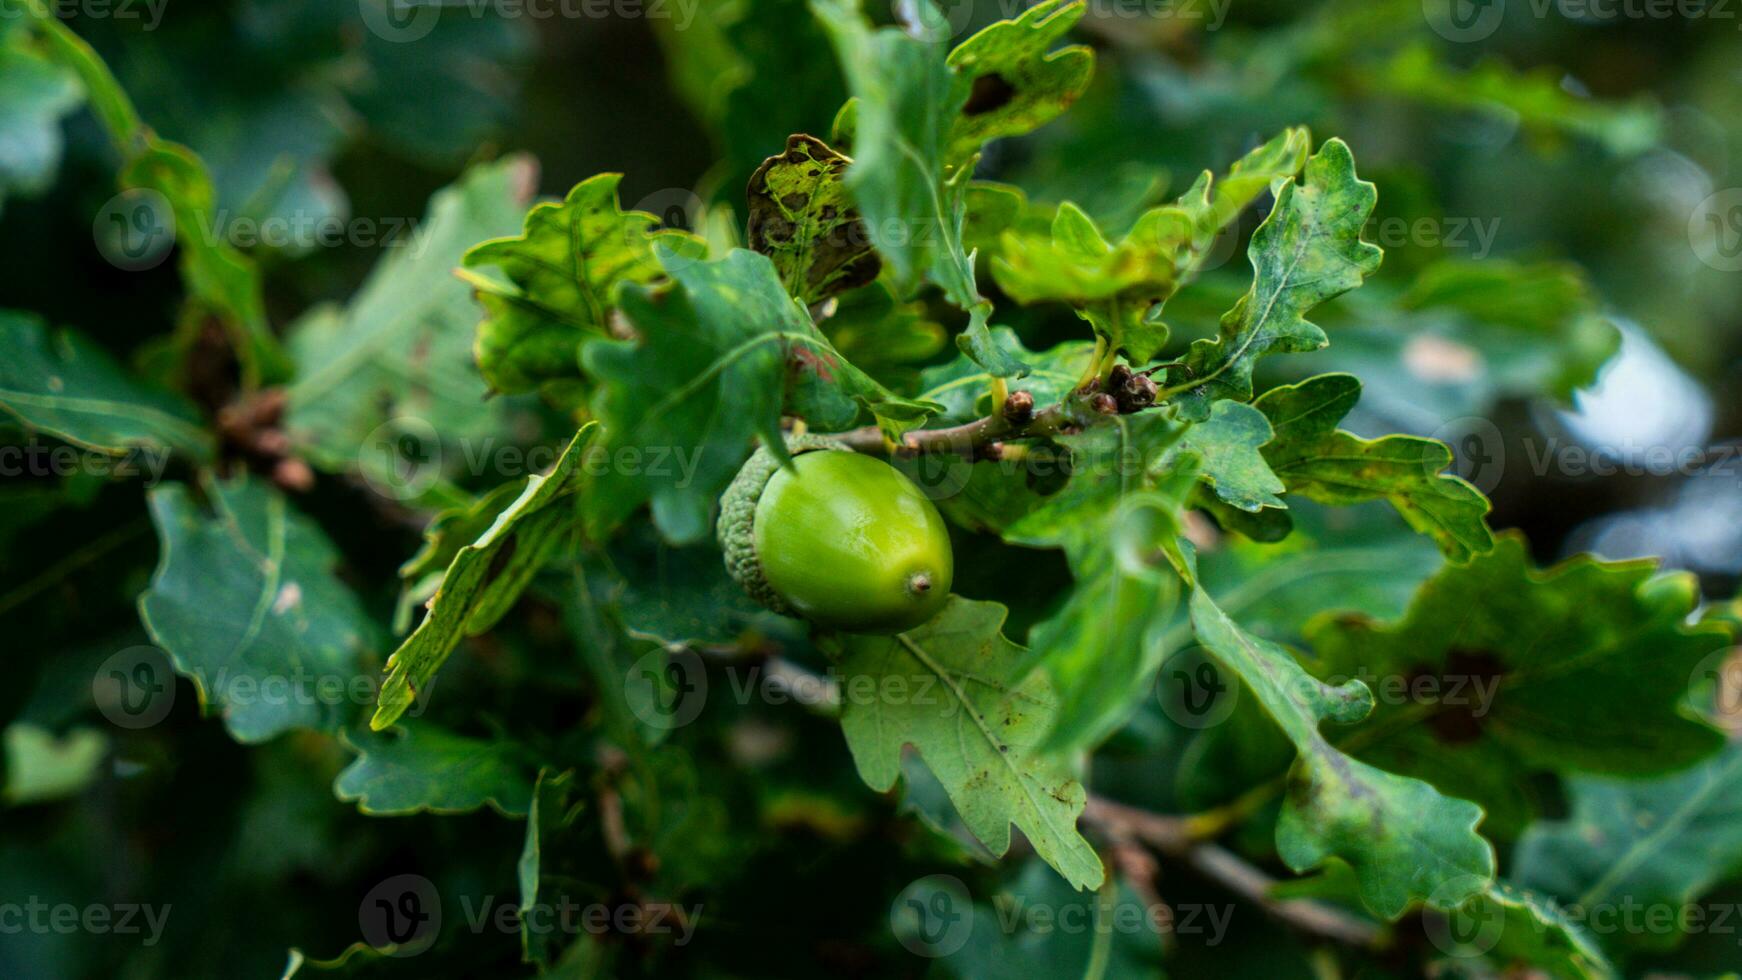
[719,435,953,634]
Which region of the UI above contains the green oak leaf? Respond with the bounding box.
[393,480,524,633]
[462,172,706,396]
[991,128,1309,363]
[140,474,382,743]
[812,0,1033,378]
[839,596,1105,891]
[1176,399,1287,514]
[1255,373,1493,561]
[1190,505,1446,642]
[1177,126,1315,250]
[580,247,937,543]
[746,134,880,305]
[1169,506,1448,812]
[0,21,81,212]
[1188,571,1496,918]
[0,310,211,460]
[1026,486,1198,756]
[944,0,1094,166]
[334,726,533,817]
[284,157,536,494]
[956,303,1029,379]
[991,202,1170,362]
[1433,883,1615,979]
[895,753,998,865]
[996,414,1203,753]
[810,0,978,309]
[1515,741,1742,953]
[371,426,597,730]
[1305,534,1728,831]
[1166,138,1382,418]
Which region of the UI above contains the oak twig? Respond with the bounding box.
[1083,797,1383,950]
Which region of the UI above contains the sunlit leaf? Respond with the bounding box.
[1166,139,1382,418]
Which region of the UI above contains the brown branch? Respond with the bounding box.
[1100,822,1176,957]
[836,365,1161,457]
[1083,797,1383,951]
[834,399,1060,456]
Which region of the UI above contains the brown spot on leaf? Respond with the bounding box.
[788,345,837,383]
[1418,649,1508,745]
[963,73,1017,116]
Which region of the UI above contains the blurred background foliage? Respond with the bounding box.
[2,0,1739,976]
